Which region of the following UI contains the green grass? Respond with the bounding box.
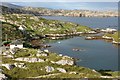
[2,22,24,41]
[2,14,93,37]
[104,31,120,42]
[13,48,37,58]
[2,48,119,78]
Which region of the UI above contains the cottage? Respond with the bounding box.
[10,40,23,49]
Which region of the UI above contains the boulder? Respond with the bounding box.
[56,59,74,65]
[5,55,14,58]
[29,58,38,63]
[38,58,45,62]
[45,66,54,72]
[69,71,77,74]
[14,63,26,69]
[2,64,15,70]
[14,57,24,61]
[14,57,45,63]
[2,51,9,55]
[44,49,49,53]
[24,58,30,62]
[9,48,17,54]
[0,73,7,80]
[37,50,43,53]
[59,54,63,57]
[36,53,48,57]
[56,68,66,73]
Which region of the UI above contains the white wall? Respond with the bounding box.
[10,44,23,49]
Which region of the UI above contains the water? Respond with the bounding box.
[46,37,118,71]
[42,16,118,29]
[41,16,118,71]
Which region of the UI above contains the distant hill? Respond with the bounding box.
[1,2,22,9]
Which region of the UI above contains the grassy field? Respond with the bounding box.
[2,48,119,79]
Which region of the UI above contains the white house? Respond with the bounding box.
[10,40,23,49]
[101,28,117,33]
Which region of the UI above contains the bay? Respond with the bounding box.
[42,16,118,71]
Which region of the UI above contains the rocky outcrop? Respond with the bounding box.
[56,68,66,73]
[2,64,15,70]
[14,57,45,63]
[56,59,74,65]
[14,63,27,69]
[45,66,55,73]
[0,72,7,80]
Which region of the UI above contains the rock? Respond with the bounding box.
[37,58,45,62]
[2,51,9,55]
[36,53,48,57]
[62,56,72,59]
[14,57,24,61]
[2,64,15,70]
[50,61,55,64]
[45,66,54,72]
[56,68,66,73]
[14,63,26,69]
[92,69,97,73]
[69,71,77,74]
[5,55,14,58]
[56,59,74,65]
[59,54,63,57]
[29,58,38,63]
[44,49,49,53]
[24,58,30,62]
[9,49,16,54]
[37,50,43,53]
[0,72,7,80]
[14,57,45,63]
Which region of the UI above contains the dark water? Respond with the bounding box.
[42,16,118,29]
[46,37,118,71]
[42,16,118,71]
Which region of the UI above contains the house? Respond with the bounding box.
[10,40,23,49]
[101,28,117,33]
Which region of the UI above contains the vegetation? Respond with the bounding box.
[2,21,24,41]
[104,31,120,42]
[2,48,119,78]
[1,6,119,79]
[2,14,92,38]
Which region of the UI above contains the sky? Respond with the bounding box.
[9,2,118,11]
[1,0,119,2]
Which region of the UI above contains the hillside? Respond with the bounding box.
[2,22,24,41]
[1,13,92,41]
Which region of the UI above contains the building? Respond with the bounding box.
[10,40,23,49]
